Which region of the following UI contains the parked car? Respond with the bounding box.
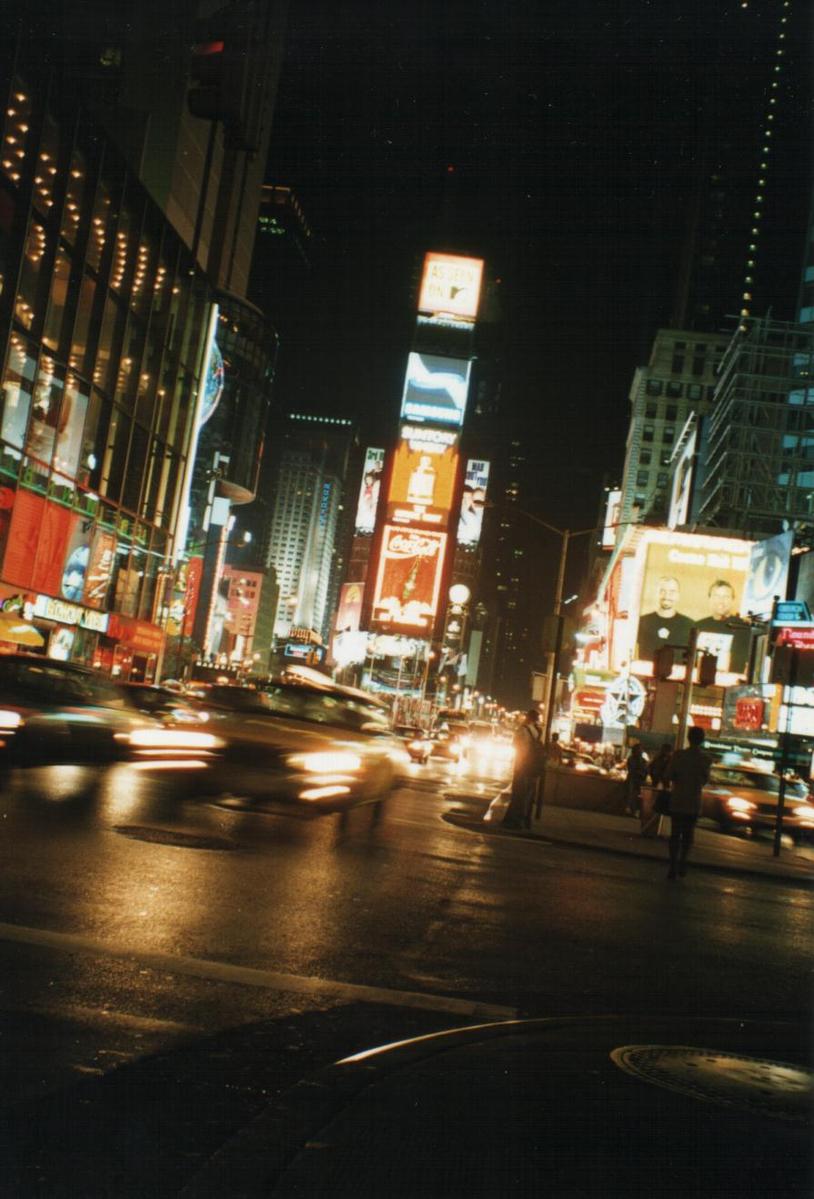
[0,655,218,770]
[702,763,814,839]
[179,681,399,813]
[394,725,433,764]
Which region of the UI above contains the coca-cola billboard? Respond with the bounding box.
[371,525,447,632]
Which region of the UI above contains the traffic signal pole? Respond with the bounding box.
[675,627,699,750]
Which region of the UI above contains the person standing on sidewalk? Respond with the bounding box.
[640,742,672,838]
[665,725,711,879]
[625,742,648,816]
[504,709,545,830]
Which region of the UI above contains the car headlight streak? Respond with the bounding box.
[726,797,756,813]
[288,751,363,775]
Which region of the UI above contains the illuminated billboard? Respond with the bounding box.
[334,581,364,633]
[354,447,385,533]
[400,353,471,428]
[418,252,484,320]
[371,526,447,632]
[457,459,490,547]
[601,488,622,550]
[629,531,753,678]
[387,424,459,528]
[740,531,793,621]
[667,426,697,530]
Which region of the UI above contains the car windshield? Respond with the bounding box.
[0,659,128,708]
[710,767,809,799]
[211,683,391,733]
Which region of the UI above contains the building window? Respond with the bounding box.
[665,405,677,422]
[636,470,650,487]
[645,402,657,419]
[687,384,702,401]
[671,355,684,374]
[639,449,652,465]
[663,427,674,444]
[666,381,682,398]
[645,379,663,396]
[657,473,668,486]
[692,356,705,377]
[642,425,654,443]
[661,452,671,467]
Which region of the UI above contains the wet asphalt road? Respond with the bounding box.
[0,760,811,1194]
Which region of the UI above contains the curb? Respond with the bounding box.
[442,809,813,890]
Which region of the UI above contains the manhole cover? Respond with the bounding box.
[113,825,236,851]
[610,1045,813,1122]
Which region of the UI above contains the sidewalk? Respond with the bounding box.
[442,787,814,886]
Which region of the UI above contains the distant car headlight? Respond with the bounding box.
[128,729,224,750]
[0,709,24,730]
[288,751,363,774]
[792,803,814,820]
[726,797,756,813]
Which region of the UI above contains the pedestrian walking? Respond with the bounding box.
[641,742,672,837]
[624,742,648,816]
[503,708,545,830]
[665,725,711,879]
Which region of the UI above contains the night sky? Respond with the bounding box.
[265,0,806,533]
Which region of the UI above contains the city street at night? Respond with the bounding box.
[0,765,810,1194]
[2,2,813,1193]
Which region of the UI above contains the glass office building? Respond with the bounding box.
[0,51,212,679]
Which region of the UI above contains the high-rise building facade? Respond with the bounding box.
[617,330,728,534]
[695,316,814,535]
[264,414,355,643]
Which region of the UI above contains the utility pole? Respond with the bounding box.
[674,627,699,749]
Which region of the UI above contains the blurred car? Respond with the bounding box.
[178,681,398,813]
[560,750,608,775]
[394,725,433,764]
[0,655,219,770]
[119,683,208,726]
[430,728,466,762]
[702,763,814,839]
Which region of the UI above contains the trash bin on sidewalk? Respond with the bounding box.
[639,785,665,839]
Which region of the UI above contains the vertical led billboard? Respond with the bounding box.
[387,424,459,528]
[354,447,385,533]
[601,488,622,550]
[371,526,447,632]
[418,253,484,320]
[400,353,471,428]
[457,459,490,547]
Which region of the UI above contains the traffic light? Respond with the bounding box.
[698,652,718,687]
[188,40,226,120]
[654,645,674,681]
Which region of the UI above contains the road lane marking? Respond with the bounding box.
[0,921,516,1020]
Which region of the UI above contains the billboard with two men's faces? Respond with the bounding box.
[624,530,755,683]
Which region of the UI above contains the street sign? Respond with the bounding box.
[772,600,812,625]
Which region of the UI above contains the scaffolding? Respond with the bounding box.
[697,317,814,535]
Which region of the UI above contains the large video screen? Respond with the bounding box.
[354,447,385,533]
[631,532,753,677]
[370,525,447,632]
[418,253,484,320]
[387,424,459,529]
[457,459,490,547]
[400,353,471,428]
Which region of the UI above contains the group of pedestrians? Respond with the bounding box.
[501,707,711,879]
[625,728,711,879]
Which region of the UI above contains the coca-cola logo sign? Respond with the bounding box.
[385,531,441,559]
